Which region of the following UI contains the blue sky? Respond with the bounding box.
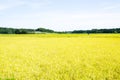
[0,0,120,31]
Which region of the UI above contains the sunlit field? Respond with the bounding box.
[0,34,120,80]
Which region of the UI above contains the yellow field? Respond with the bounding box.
[0,34,120,80]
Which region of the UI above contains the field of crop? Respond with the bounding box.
[0,34,120,80]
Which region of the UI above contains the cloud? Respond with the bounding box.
[15,0,52,9]
[0,0,24,11]
[1,12,120,31]
[103,4,120,10]
[0,0,120,31]
[0,0,51,11]
[0,5,9,10]
[5,12,120,26]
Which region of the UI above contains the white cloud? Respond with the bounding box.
[1,12,120,31]
[0,0,24,11]
[0,5,9,10]
[0,0,51,11]
[0,0,120,31]
[16,0,52,9]
[103,4,120,10]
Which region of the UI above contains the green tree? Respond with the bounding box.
[36,28,54,33]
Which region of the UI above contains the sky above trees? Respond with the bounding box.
[0,0,120,31]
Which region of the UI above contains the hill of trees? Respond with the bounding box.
[0,27,120,34]
[0,27,54,34]
[36,28,54,33]
[0,27,35,34]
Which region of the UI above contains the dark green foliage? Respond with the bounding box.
[72,30,86,33]
[0,27,35,34]
[36,28,54,33]
[15,29,27,34]
[0,27,120,34]
[72,28,120,33]
[56,31,71,34]
[0,27,15,34]
[15,29,34,34]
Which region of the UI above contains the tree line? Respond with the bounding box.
[0,27,120,34]
[72,28,120,33]
[0,27,54,34]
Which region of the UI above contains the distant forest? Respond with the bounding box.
[72,28,120,34]
[0,27,54,34]
[0,27,120,34]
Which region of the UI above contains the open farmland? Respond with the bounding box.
[0,34,120,80]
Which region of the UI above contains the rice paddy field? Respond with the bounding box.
[0,34,120,80]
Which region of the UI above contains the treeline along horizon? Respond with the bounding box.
[72,28,120,33]
[0,27,54,34]
[0,27,120,34]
